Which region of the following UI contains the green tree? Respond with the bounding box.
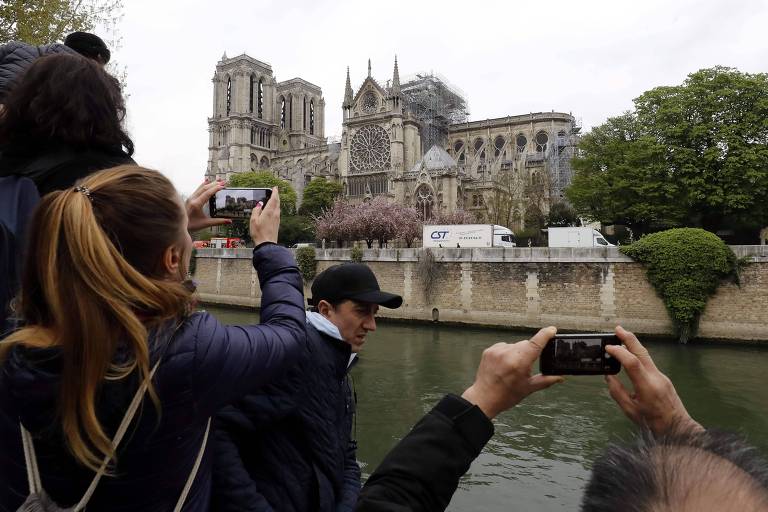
[0,0,123,45]
[547,202,578,227]
[279,215,314,247]
[298,178,343,217]
[228,171,298,215]
[568,67,768,241]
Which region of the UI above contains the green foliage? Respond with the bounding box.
[0,0,123,45]
[350,245,364,263]
[547,202,578,227]
[229,171,298,215]
[620,228,739,343]
[568,67,768,241]
[295,246,317,282]
[280,215,314,247]
[299,178,343,217]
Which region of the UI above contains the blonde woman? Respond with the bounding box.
[0,166,307,511]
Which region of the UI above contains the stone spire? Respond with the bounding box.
[221,51,228,61]
[368,58,372,78]
[343,66,354,107]
[391,55,401,95]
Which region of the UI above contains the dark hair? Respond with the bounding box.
[64,31,111,64]
[0,53,133,155]
[582,429,768,511]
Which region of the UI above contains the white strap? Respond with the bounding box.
[173,417,211,512]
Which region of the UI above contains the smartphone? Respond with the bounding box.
[209,188,271,218]
[540,333,621,375]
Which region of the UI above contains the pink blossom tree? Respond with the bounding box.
[395,206,422,247]
[431,209,477,225]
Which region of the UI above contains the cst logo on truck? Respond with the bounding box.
[430,230,449,240]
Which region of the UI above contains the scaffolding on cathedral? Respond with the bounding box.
[401,73,469,153]
[547,116,582,200]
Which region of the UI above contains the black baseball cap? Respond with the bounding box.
[310,263,403,309]
[64,32,111,64]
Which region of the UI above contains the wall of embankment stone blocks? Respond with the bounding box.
[194,246,768,342]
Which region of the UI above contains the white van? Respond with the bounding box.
[547,227,614,247]
[422,225,516,248]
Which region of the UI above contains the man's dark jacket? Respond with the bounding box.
[355,394,494,512]
[0,41,75,101]
[0,244,307,511]
[213,321,361,512]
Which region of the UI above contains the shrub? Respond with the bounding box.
[418,248,441,303]
[295,246,317,282]
[620,228,739,343]
[350,245,363,263]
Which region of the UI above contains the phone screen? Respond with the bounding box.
[209,188,271,218]
[540,334,621,375]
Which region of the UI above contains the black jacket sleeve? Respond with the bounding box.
[355,394,494,512]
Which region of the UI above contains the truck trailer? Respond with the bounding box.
[547,227,613,247]
[422,224,516,248]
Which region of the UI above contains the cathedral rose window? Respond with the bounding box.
[350,124,391,173]
[362,91,378,114]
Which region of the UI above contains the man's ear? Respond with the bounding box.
[317,300,333,318]
[162,244,182,277]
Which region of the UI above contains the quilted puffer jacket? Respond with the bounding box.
[0,243,307,512]
[0,41,75,100]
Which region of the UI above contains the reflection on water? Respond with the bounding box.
[204,306,768,511]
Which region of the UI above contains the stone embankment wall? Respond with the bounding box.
[194,246,768,342]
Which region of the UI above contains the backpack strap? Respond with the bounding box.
[173,417,211,512]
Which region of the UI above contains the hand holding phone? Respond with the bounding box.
[539,333,621,375]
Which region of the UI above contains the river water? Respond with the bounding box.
[205,306,768,511]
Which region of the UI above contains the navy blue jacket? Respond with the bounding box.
[0,41,75,100]
[0,244,306,512]
[0,175,39,334]
[213,322,361,512]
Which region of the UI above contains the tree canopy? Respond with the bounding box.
[0,0,123,45]
[298,178,343,217]
[228,171,297,215]
[567,67,768,241]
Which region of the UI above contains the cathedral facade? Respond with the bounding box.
[206,53,579,230]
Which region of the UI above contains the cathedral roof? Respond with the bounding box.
[410,145,457,173]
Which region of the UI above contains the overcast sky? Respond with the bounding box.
[112,0,768,195]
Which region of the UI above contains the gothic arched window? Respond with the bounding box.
[454,140,464,154]
[536,131,548,153]
[494,136,505,158]
[474,138,483,153]
[226,77,232,116]
[516,134,527,153]
[249,75,254,113]
[289,96,293,130]
[310,100,315,135]
[415,185,434,220]
[258,79,264,119]
[280,97,286,129]
[250,126,255,144]
[303,98,307,131]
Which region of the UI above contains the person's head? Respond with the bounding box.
[582,429,768,512]
[64,31,111,65]
[0,166,193,471]
[309,263,402,352]
[0,53,133,155]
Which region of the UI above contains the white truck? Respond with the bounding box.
[547,227,613,247]
[422,224,516,248]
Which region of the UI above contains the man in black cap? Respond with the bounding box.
[213,263,402,512]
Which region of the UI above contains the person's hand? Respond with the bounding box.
[461,326,564,419]
[250,187,280,245]
[605,326,703,436]
[186,180,232,232]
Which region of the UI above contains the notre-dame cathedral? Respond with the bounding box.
[206,53,579,230]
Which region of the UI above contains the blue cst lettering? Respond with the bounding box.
[431,230,449,240]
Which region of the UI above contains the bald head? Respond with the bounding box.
[582,430,768,512]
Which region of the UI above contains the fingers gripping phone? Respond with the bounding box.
[540,333,621,375]
[209,188,271,219]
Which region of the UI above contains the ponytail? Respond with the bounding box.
[1,166,193,471]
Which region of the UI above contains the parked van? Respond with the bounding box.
[547,227,613,247]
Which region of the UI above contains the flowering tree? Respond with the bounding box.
[313,200,353,246]
[431,209,477,225]
[396,206,422,247]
